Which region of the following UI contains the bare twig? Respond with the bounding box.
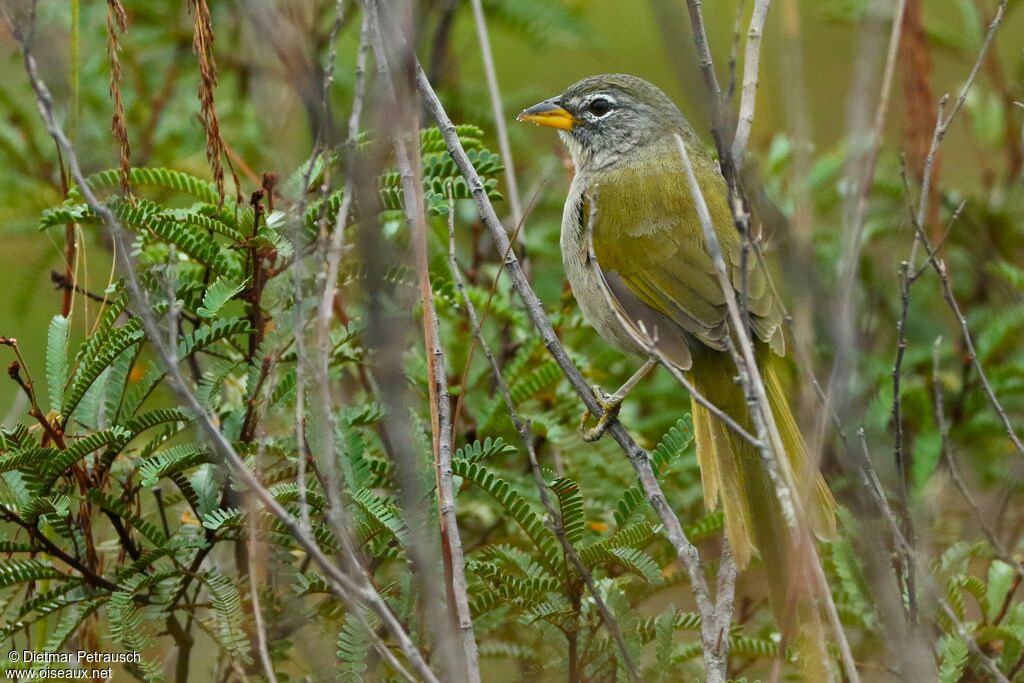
[2,339,66,449]
[402,113,481,683]
[906,202,1024,459]
[680,0,732,176]
[890,252,918,616]
[247,511,279,683]
[731,0,771,166]
[931,337,1016,563]
[468,0,524,239]
[365,3,472,678]
[725,0,746,101]
[673,135,859,683]
[314,7,371,550]
[857,430,1010,681]
[916,0,1008,234]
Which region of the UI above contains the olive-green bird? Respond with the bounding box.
[518,74,837,620]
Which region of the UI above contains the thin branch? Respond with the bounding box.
[247,510,279,683]
[931,337,1017,565]
[725,0,746,102]
[468,0,524,238]
[1,339,66,449]
[673,135,859,683]
[857,430,1009,681]
[680,0,732,176]
[402,116,481,683]
[365,3,470,678]
[731,0,772,166]
[916,0,1008,234]
[313,5,371,564]
[906,202,1024,458]
[890,252,919,617]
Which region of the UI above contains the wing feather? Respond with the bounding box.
[587,141,782,353]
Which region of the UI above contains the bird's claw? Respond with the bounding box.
[579,384,623,442]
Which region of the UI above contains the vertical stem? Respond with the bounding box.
[468,0,524,242]
[70,0,79,142]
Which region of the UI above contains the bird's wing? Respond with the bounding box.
[586,146,784,355]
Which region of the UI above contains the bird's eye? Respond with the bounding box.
[588,98,612,117]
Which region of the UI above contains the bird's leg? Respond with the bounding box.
[579,359,657,442]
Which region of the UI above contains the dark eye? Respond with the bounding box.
[588,98,612,117]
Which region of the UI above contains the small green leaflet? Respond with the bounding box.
[197,276,249,319]
[46,314,70,412]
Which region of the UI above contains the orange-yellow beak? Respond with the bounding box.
[517,99,577,131]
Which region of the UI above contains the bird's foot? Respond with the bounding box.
[579,384,624,443]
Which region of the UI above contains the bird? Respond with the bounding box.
[517,74,837,626]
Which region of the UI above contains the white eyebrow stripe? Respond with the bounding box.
[583,93,617,106]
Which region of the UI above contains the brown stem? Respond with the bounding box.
[2,340,66,449]
[0,506,121,593]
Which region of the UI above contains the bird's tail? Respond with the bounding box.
[689,347,836,630]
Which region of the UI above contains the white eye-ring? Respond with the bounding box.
[584,94,616,118]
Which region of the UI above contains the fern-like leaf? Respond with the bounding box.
[46,314,69,412]
[203,570,253,664]
[197,276,249,319]
[62,319,144,421]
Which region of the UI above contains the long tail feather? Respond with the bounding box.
[689,347,836,626]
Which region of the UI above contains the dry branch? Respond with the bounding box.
[731,0,771,165]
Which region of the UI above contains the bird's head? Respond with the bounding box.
[517,74,687,172]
